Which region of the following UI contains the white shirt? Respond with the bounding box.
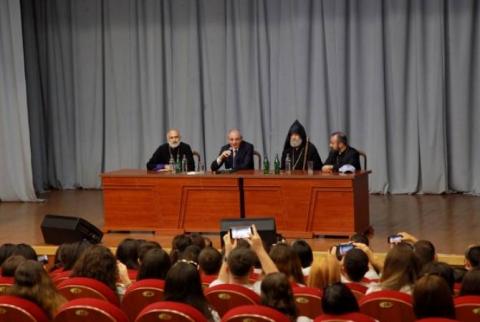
[209,278,262,295]
[366,283,413,295]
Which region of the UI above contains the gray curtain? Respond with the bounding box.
[0,0,37,201]
[21,0,480,194]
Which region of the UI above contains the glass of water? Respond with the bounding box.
[307,161,314,175]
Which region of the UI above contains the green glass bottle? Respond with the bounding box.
[274,154,280,174]
[175,155,182,173]
[263,156,270,174]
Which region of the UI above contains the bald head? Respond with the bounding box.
[227,129,243,149]
[166,129,181,148]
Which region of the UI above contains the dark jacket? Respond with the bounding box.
[324,146,361,171]
[146,142,195,171]
[281,120,323,170]
[210,141,254,171]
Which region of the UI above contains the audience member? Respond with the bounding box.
[116,238,140,270]
[138,240,162,263]
[341,249,369,284]
[1,255,26,277]
[198,247,222,276]
[170,234,193,264]
[465,245,480,270]
[136,248,171,281]
[413,274,456,320]
[321,283,359,316]
[12,243,37,261]
[180,245,202,263]
[459,267,480,296]
[269,243,305,285]
[420,261,455,294]
[307,254,341,289]
[414,240,436,268]
[0,243,16,266]
[292,240,313,277]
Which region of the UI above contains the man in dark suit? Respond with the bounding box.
[146,129,195,171]
[210,129,254,171]
[322,131,361,172]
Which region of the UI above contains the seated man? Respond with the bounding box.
[322,132,361,172]
[146,129,195,171]
[210,129,254,171]
[465,245,480,271]
[341,248,370,286]
[210,225,278,294]
[281,120,322,170]
[198,247,223,279]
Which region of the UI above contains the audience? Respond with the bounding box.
[413,274,456,320]
[8,260,66,319]
[420,261,455,294]
[180,245,202,263]
[321,283,360,316]
[136,248,171,281]
[341,248,369,284]
[12,243,38,261]
[0,243,17,266]
[198,246,222,277]
[269,243,305,286]
[292,240,313,277]
[138,240,162,262]
[260,272,311,322]
[414,240,436,268]
[164,260,220,321]
[465,245,480,270]
[56,241,91,272]
[116,238,140,270]
[1,255,26,278]
[459,267,480,296]
[170,234,193,264]
[307,254,341,289]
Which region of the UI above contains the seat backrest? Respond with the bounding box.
[54,298,128,322]
[222,304,290,322]
[52,270,72,286]
[204,284,260,317]
[192,150,201,170]
[455,295,480,322]
[357,149,367,170]
[201,274,217,289]
[415,318,459,322]
[57,277,120,306]
[346,283,368,301]
[0,277,14,295]
[135,301,207,322]
[122,279,165,322]
[314,312,377,322]
[292,286,323,319]
[253,151,262,170]
[359,290,415,322]
[0,295,49,322]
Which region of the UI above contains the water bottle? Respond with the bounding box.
[175,155,182,173]
[274,154,280,175]
[169,155,175,174]
[263,156,270,175]
[285,153,292,174]
[182,154,188,172]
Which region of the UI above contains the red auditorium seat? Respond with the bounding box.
[54,298,128,322]
[454,295,480,322]
[416,318,459,322]
[346,283,368,301]
[201,274,217,288]
[205,284,260,317]
[359,290,415,322]
[0,276,14,295]
[122,279,165,322]
[52,270,71,286]
[292,286,323,319]
[57,277,120,306]
[0,295,49,322]
[314,312,377,322]
[222,304,290,322]
[128,269,138,281]
[453,283,462,297]
[135,301,208,322]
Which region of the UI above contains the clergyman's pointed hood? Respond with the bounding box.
[283,120,307,151]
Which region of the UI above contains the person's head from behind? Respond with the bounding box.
[227,129,243,149]
[329,132,348,152]
[0,243,17,266]
[60,240,91,271]
[460,267,480,296]
[269,243,305,285]
[116,238,140,270]
[322,283,359,315]
[350,233,369,247]
[227,247,256,281]
[381,244,420,291]
[307,254,341,289]
[292,240,313,269]
[465,245,480,270]
[261,272,298,320]
[164,260,212,319]
[180,245,201,263]
[343,248,369,283]
[137,248,171,281]
[189,233,206,250]
[138,240,162,263]
[72,245,118,291]
[413,274,455,319]
[13,243,37,261]
[420,262,455,294]
[171,234,192,264]
[166,128,181,149]
[414,240,436,268]
[1,255,26,277]
[9,260,64,318]
[198,247,222,276]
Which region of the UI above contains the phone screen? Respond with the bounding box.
[230,226,252,239]
[388,235,403,244]
[337,243,354,256]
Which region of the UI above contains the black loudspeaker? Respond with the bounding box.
[220,217,277,250]
[41,214,103,245]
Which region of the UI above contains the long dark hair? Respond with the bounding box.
[164,260,213,320]
[137,248,171,280]
[322,283,359,315]
[116,238,140,270]
[261,272,298,321]
[269,243,305,285]
[413,274,456,319]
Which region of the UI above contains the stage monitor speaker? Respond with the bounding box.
[41,214,103,245]
[220,217,276,249]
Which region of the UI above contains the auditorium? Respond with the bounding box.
[0,1,479,321]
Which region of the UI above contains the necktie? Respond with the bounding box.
[232,149,237,169]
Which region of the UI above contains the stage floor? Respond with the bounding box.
[0,190,478,256]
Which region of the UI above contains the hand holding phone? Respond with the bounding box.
[387,234,403,244]
[229,226,253,239]
[335,242,355,258]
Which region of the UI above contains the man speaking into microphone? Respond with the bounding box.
[210,128,254,171]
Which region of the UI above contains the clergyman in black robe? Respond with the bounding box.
[146,129,195,171]
[280,120,323,170]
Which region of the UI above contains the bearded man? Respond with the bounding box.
[281,120,323,171]
[146,129,195,171]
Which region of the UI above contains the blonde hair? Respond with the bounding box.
[307,254,341,289]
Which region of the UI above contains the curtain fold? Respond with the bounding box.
[21,0,480,194]
[0,0,37,201]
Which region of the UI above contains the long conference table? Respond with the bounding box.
[101,169,371,238]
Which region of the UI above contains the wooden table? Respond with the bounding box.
[101,169,370,237]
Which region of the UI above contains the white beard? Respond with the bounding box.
[290,138,302,148]
[169,141,180,149]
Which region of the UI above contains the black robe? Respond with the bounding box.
[280,120,323,170]
[324,146,361,171]
[146,142,195,171]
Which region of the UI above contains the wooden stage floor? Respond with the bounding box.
[0,190,478,256]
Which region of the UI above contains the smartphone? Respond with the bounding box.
[388,234,403,244]
[230,226,253,239]
[336,242,355,258]
[37,255,49,264]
